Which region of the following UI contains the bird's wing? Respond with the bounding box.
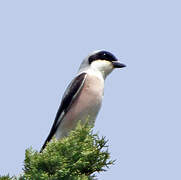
[40,72,87,152]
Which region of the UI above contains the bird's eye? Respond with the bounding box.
[88,51,118,64]
[99,51,117,62]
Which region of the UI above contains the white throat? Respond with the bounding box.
[90,60,114,79]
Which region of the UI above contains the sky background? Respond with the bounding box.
[0,0,181,179]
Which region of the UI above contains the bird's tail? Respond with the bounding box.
[40,131,55,153]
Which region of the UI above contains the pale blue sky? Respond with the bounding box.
[0,0,181,179]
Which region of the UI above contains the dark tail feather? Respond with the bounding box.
[40,131,54,153]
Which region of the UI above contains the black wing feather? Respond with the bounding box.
[40,72,87,152]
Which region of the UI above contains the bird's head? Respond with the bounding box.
[79,50,126,79]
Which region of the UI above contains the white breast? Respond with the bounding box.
[55,72,104,139]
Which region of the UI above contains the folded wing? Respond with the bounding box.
[40,72,87,152]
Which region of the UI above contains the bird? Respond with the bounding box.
[40,50,126,152]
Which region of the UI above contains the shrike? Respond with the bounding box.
[40,50,126,152]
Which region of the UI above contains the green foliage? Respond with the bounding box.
[1,123,114,180]
[0,175,23,180]
[0,175,13,180]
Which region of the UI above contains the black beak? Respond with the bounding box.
[112,61,126,68]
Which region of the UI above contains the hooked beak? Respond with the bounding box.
[112,61,126,68]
